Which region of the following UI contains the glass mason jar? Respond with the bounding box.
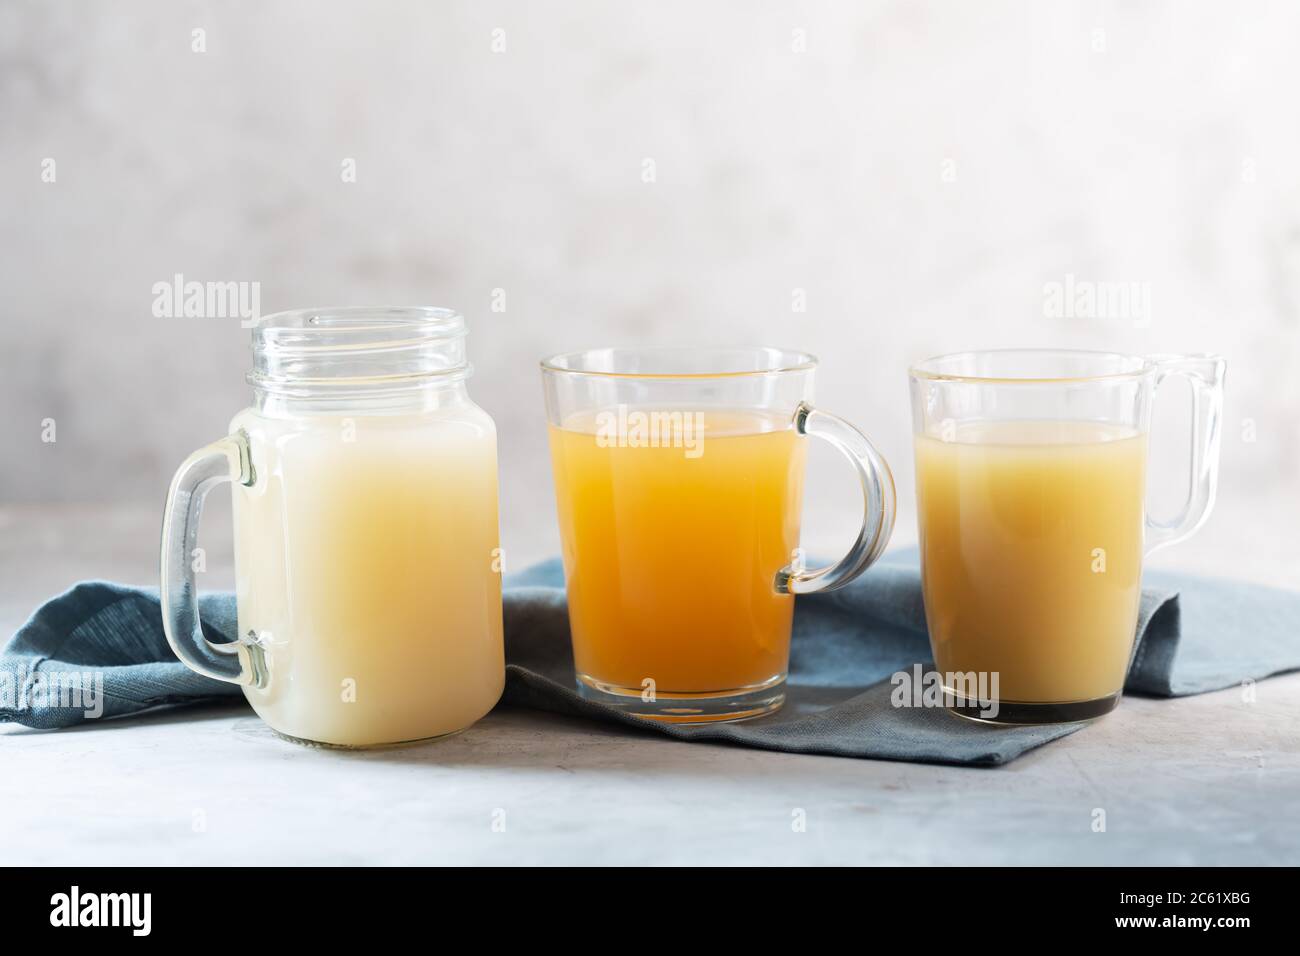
[161,307,505,747]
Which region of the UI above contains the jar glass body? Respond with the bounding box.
[231,386,503,746]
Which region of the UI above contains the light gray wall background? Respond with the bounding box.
[2,0,1298,579]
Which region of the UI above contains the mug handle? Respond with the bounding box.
[160,430,264,686]
[775,401,897,594]
[1145,354,1227,555]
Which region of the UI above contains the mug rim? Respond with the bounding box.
[909,348,1155,385]
[540,345,818,379]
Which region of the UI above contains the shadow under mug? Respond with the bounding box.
[541,347,896,723]
[909,349,1226,724]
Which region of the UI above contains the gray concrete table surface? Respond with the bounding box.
[2,505,1297,866]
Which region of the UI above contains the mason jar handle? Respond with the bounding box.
[160,430,264,686]
[1145,354,1227,555]
[775,402,897,594]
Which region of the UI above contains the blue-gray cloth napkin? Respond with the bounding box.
[3,551,1296,766]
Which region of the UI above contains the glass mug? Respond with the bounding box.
[542,347,896,722]
[161,307,505,747]
[909,349,1226,723]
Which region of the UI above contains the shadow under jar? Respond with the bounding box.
[909,349,1225,724]
[542,347,896,723]
[161,307,505,747]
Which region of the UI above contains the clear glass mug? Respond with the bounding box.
[161,307,505,747]
[542,347,896,723]
[909,349,1226,723]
